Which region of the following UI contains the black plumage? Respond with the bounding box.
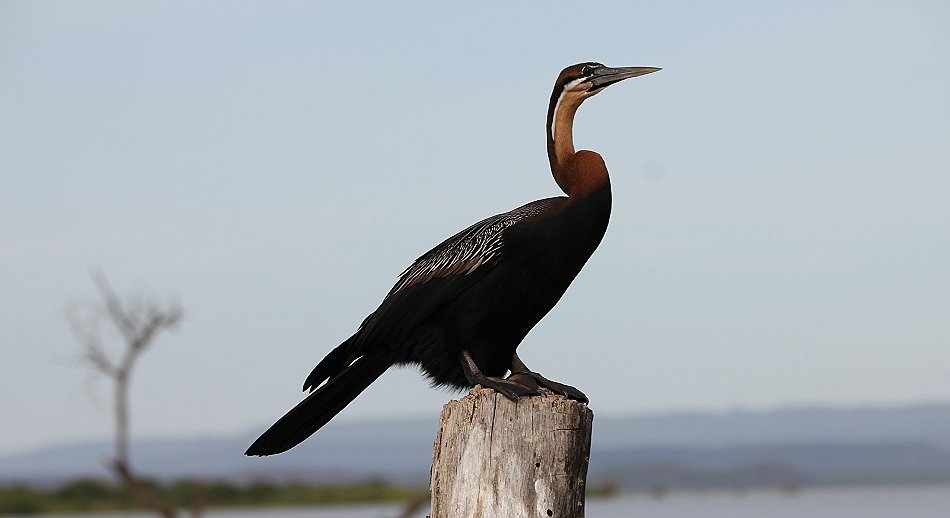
[246,62,659,456]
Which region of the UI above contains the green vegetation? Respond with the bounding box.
[0,478,621,515]
[0,478,428,515]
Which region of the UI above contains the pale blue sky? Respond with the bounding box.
[2,1,949,456]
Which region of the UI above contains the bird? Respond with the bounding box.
[246,62,660,456]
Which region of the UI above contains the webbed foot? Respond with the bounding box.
[472,376,540,400]
[460,350,540,401]
[510,352,588,403]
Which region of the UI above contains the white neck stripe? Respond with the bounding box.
[550,78,585,141]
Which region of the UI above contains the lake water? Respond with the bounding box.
[13,484,950,518]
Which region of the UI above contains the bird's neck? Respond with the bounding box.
[546,92,609,198]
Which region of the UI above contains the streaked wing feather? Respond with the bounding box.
[344,197,565,358]
[391,197,563,294]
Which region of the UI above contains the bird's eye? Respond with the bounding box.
[582,65,593,76]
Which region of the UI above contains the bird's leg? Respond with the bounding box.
[509,352,589,403]
[460,350,539,401]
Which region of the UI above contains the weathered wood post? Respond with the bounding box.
[430,386,594,518]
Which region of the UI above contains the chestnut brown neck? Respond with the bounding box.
[546,88,609,198]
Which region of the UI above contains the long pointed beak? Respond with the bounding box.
[588,66,661,91]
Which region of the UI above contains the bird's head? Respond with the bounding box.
[547,62,660,146]
[555,62,661,101]
[545,62,660,193]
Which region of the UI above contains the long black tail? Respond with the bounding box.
[245,353,392,456]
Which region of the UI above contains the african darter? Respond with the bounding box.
[246,62,660,456]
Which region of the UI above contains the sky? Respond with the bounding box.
[1,1,949,457]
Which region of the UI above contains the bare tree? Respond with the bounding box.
[69,271,186,518]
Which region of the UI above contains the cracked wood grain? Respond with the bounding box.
[430,386,593,518]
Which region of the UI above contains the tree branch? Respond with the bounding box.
[73,271,186,518]
[91,270,137,343]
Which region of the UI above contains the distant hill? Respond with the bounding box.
[4,402,950,490]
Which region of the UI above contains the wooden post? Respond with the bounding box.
[430,386,593,518]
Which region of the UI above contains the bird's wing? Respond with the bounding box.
[351,196,566,352]
[391,197,564,295]
[302,196,566,391]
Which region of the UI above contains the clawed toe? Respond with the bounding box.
[504,372,540,391]
[519,371,588,403]
[476,376,540,400]
[507,352,588,403]
[461,350,586,403]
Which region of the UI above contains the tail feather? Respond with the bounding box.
[302,335,356,392]
[245,353,392,456]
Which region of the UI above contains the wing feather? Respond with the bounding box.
[337,197,565,359]
[390,197,563,294]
